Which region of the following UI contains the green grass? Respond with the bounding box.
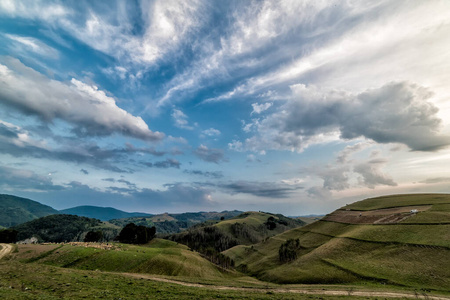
[226,194,450,291]
[18,239,227,279]
[1,258,439,299]
[343,193,450,210]
[1,244,421,299]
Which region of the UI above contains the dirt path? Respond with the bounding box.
[123,273,450,300]
[0,244,13,260]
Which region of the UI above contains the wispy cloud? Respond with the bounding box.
[5,34,60,58]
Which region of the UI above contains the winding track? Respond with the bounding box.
[124,273,450,300]
[0,243,13,260]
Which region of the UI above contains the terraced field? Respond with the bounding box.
[225,194,450,291]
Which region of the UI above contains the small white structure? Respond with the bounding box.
[410,209,418,214]
[17,237,39,244]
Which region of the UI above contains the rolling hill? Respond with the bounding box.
[169,211,305,253]
[224,194,450,291]
[60,205,152,221]
[0,194,58,227]
[12,238,231,280]
[12,214,121,243]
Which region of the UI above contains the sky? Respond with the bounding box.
[1,0,450,216]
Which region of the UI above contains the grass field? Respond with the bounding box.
[225,194,450,292]
[2,242,432,300]
[12,239,230,279]
[4,258,434,300]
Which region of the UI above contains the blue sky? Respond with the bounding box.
[1,0,450,215]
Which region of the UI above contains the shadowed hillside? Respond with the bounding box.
[12,214,121,243]
[224,194,450,291]
[0,194,58,227]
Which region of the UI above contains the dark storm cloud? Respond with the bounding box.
[193,145,227,164]
[183,169,224,179]
[24,181,214,212]
[218,180,302,198]
[0,165,64,191]
[141,158,181,169]
[419,177,450,184]
[0,129,131,173]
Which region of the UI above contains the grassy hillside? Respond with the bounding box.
[0,194,58,227]
[12,239,227,279]
[225,194,450,291]
[60,205,152,221]
[214,211,305,245]
[2,242,426,299]
[110,210,243,234]
[12,214,121,243]
[0,259,413,300]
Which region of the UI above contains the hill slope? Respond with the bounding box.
[60,205,152,221]
[0,194,58,227]
[169,211,305,253]
[224,194,450,291]
[13,214,121,242]
[13,239,229,280]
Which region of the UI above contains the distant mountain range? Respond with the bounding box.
[60,206,153,221]
[0,194,242,234]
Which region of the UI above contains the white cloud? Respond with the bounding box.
[232,82,450,153]
[0,58,164,141]
[201,128,221,137]
[251,102,272,115]
[354,159,397,189]
[0,0,69,21]
[171,108,193,130]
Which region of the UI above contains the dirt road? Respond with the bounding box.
[124,273,450,300]
[0,243,13,260]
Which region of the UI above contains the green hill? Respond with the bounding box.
[169,211,305,254]
[12,214,121,243]
[13,239,229,280]
[60,205,152,221]
[110,210,243,234]
[224,194,450,291]
[0,194,58,227]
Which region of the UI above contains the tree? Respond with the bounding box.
[279,238,300,263]
[0,229,18,243]
[84,230,103,242]
[115,223,156,244]
[265,216,277,230]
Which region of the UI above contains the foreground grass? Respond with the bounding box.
[0,259,439,300]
